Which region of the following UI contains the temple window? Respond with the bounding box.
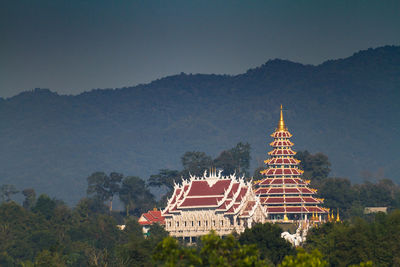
[176,221,179,227]
[191,221,194,227]
[198,221,201,226]
[213,220,216,226]
[184,221,187,227]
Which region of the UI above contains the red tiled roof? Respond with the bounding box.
[263,168,302,176]
[271,179,283,184]
[285,188,299,193]
[302,197,319,203]
[285,197,302,203]
[299,188,313,194]
[268,149,296,156]
[269,188,284,194]
[271,131,292,138]
[178,186,189,201]
[305,206,327,213]
[217,200,232,210]
[179,197,223,207]
[265,197,284,204]
[235,187,248,202]
[266,158,299,165]
[286,207,306,212]
[186,180,231,196]
[226,203,240,213]
[227,183,240,198]
[267,207,285,213]
[270,140,294,147]
[138,210,165,225]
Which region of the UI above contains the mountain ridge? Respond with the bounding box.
[1,45,399,204]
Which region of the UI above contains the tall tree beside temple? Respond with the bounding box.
[86,172,123,212]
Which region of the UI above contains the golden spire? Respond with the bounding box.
[336,208,340,222]
[277,104,287,131]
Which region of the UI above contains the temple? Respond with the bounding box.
[162,169,266,242]
[140,105,328,239]
[254,105,328,222]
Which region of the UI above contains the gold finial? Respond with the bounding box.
[336,208,340,222]
[277,104,287,131]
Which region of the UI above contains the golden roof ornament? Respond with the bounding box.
[336,208,340,222]
[277,104,287,131]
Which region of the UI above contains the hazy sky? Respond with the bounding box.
[1,0,399,97]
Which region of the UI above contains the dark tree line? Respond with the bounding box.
[78,142,251,216]
[1,146,399,266]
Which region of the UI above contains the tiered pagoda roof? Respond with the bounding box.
[255,105,328,220]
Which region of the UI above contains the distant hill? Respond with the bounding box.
[0,45,399,205]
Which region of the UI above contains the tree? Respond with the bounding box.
[22,188,36,210]
[253,166,265,181]
[86,172,123,212]
[34,250,66,267]
[214,142,251,177]
[153,236,199,267]
[153,232,267,267]
[279,248,328,267]
[305,212,400,266]
[181,151,213,177]
[148,169,181,205]
[199,232,265,267]
[32,194,57,219]
[119,176,155,217]
[295,151,331,185]
[239,223,295,265]
[318,177,356,218]
[0,184,19,203]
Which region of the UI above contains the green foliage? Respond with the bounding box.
[153,236,199,267]
[116,220,168,266]
[239,223,295,264]
[34,250,66,267]
[306,211,400,266]
[181,151,213,177]
[153,232,267,267]
[86,172,123,211]
[148,169,181,206]
[253,166,265,181]
[32,194,56,219]
[119,176,155,217]
[295,151,331,186]
[0,184,19,203]
[148,169,181,192]
[295,151,400,219]
[318,178,356,218]
[0,251,14,267]
[279,248,328,267]
[199,232,265,267]
[214,142,251,177]
[22,188,36,210]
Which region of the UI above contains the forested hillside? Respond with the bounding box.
[0,45,399,204]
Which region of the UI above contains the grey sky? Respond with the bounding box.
[1,0,399,97]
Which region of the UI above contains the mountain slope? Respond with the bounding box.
[0,45,399,204]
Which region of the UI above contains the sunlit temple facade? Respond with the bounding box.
[162,170,267,242]
[254,105,328,222]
